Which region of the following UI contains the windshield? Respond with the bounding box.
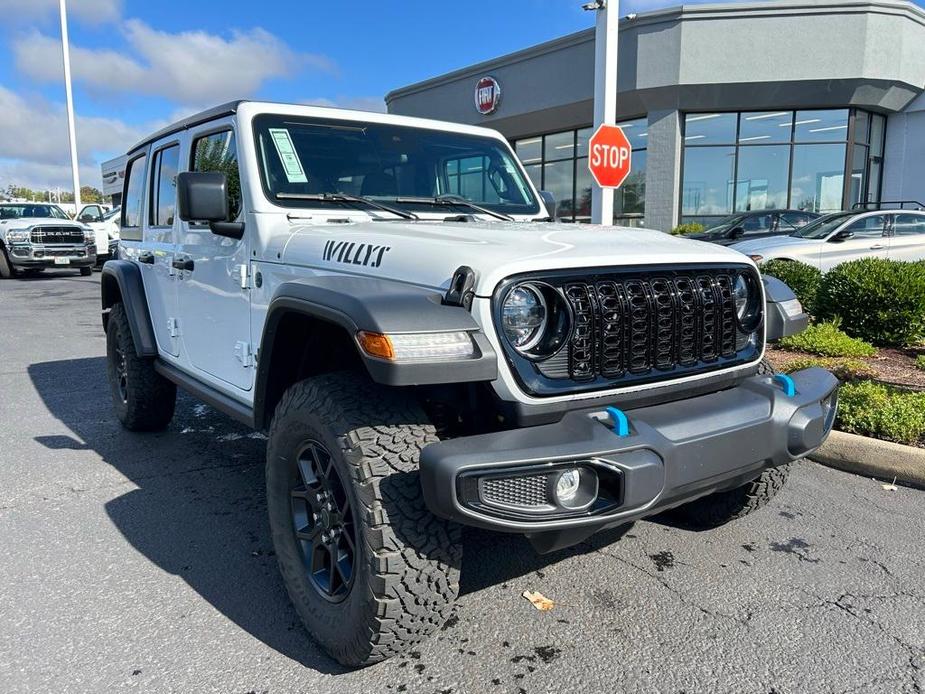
[254,114,540,217]
[703,215,746,237]
[0,204,69,220]
[791,212,856,239]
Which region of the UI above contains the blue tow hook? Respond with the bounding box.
[773,373,797,397]
[605,406,630,437]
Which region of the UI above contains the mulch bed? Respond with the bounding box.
[766,344,925,390]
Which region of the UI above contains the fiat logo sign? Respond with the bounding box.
[474,76,501,115]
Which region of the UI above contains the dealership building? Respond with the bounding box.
[386,0,925,232]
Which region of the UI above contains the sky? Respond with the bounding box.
[0,0,918,194]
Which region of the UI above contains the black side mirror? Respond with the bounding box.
[177,171,243,239]
[729,226,745,239]
[539,191,557,220]
[831,229,854,242]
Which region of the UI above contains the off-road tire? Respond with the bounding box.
[79,267,92,276]
[266,372,462,667]
[670,358,789,529]
[105,302,176,431]
[0,247,17,279]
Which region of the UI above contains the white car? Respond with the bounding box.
[730,208,925,271]
[76,203,120,264]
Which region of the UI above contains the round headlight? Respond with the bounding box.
[733,272,761,332]
[502,284,547,351]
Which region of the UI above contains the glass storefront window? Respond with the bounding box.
[794,109,849,142]
[738,111,792,144]
[619,118,649,149]
[790,143,846,212]
[515,137,542,165]
[684,113,737,144]
[543,159,574,221]
[734,145,789,211]
[682,109,882,223]
[682,146,735,217]
[544,131,575,161]
[615,149,646,220]
[575,161,592,223]
[576,127,592,158]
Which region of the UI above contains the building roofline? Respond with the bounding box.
[385,0,925,103]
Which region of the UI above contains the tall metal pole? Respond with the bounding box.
[59,0,81,211]
[589,0,618,225]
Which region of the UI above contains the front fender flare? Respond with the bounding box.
[100,260,158,357]
[254,275,498,425]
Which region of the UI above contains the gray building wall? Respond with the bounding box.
[882,92,925,204]
[388,0,925,232]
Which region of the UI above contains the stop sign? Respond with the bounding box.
[588,124,632,189]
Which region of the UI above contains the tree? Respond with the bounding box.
[80,186,103,203]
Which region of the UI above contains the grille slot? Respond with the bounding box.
[30,226,85,245]
[480,475,549,508]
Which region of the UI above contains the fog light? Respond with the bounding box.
[555,469,581,504]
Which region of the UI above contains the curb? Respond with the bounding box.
[810,430,925,490]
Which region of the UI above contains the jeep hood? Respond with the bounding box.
[280,220,755,296]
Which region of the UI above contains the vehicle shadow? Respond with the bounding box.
[28,356,633,673]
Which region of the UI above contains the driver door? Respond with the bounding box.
[77,204,109,258]
[821,214,889,272]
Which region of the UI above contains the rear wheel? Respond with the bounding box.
[106,302,176,431]
[671,358,789,529]
[266,371,462,666]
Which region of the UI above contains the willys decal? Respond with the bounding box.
[322,240,391,268]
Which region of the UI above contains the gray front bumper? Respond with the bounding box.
[420,367,839,536]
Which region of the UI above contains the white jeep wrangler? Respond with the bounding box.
[100,101,838,666]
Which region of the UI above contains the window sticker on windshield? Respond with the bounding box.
[268,128,308,183]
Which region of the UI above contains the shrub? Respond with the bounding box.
[916,355,925,372]
[781,356,875,382]
[671,223,704,236]
[816,258,925,347]
[778,320,877,358]
[759,259,821,316]
[836,381,925,445]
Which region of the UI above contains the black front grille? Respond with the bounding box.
[30,226,85,245]
[480,475,550,508]
[498,265,762,397]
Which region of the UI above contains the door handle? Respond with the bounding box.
[869,244,885,250]
[137,251,154,265]
[172,257,194,272]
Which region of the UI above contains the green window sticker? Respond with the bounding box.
[268,128,308,183]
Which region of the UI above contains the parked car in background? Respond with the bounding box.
[77,204,121,266]
[730,205,925,271]
[0,202,95,278]
[687,210,820,246]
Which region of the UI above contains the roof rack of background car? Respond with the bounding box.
[852,200,925,210]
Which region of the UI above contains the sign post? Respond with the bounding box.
[587,0,619,225]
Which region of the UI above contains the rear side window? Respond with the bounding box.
[121,154,147,241]
[893,214,925,236]
[149,145,180,227]
[780,212,813,229]
[191,130,241,219]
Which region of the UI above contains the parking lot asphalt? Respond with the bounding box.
[1,271,924,694]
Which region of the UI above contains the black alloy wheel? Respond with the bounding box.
[289,440,357,602]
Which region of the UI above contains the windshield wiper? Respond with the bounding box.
[393,195,515,222]
[275,192,418,220]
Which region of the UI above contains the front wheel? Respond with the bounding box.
[266,372,462,666]
[0,248,17,279]
[79,267,93,276]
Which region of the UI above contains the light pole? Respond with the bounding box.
[59,0,81,210]
[585,0,618,225]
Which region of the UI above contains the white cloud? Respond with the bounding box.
[0,0,122,24]
[303,96,387,113]
[0,86,160,190]
[13,20,336,107]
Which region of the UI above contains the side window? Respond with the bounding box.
[742,214,773,234]
[780,213,811,230]
[121,153,147,241]
[893,214,925,236]
[843,214,888,238]
[191,130,241,219]
[149,145,180,227]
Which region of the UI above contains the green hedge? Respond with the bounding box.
[837,381,925,445]
[816,258,925,347]
[780,356,875,382]
[759,259,822,316]
[778,321,877,358]
[670,223,704,236]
